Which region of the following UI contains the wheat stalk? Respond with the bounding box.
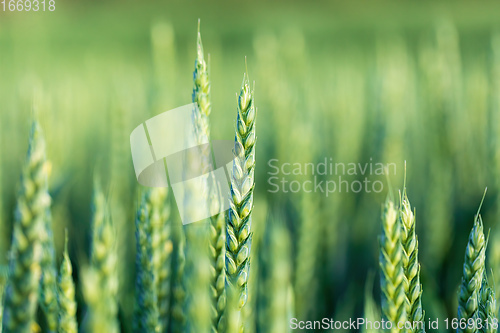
[225,71,256,333]
[57,231,77,333]
[362,273,381,333]
[458,214,486,333]
[2,122,49,333]
[184,223,212,333]
[400,191,425,332]
[258,217,292,333]
[294,193,320,319]
[379,198,406,333]
[133,194,160,333]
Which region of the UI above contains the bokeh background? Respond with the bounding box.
[2,1,500,332]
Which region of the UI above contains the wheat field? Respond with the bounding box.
[1,1,500,332]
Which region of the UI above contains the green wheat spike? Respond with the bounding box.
[57,231,77,333]
[188,22,225,332]
[192,22,226,332]
[208,194,226,332]
[241,197,267,333]
[488,227,500,312]
[192,20,212,145]
[144,188,173,333]
[177,21,216,333]
[81,180,119,333]
[479,276,497,333]
[2,122,49,333]
[458,215,486,333]
[133,194,160,333]
[170,219,186,333]
[40,207,59,333]
[379,198,406,333]
[400,190,425,333]
[225,71,257,333]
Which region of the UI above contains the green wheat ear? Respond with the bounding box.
[170,222,186,333]
[57,230,77,333]
[400,191,425,333]
[193,19,212,140]
[177,22,218,333]
[144,188,172,333]
[225,70,257,333]
[40,195,59,333]
[479,276,497,333]
[2,121,49,333]
[192,23,226,332]
[379,198,406,333]
[458,214,486,333]
[488,227,500,312]
[133,194,160,333]
[81,179,119,333]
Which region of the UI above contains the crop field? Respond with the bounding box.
[2,1,500,332]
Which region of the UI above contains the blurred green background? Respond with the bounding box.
[2,1,500,331]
